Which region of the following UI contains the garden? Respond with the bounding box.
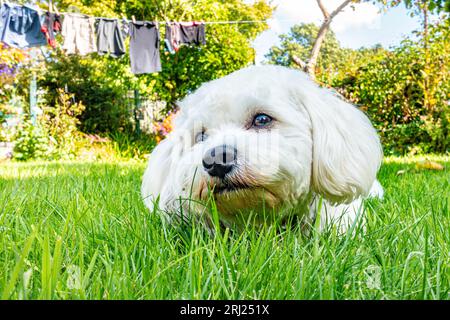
[0,0,448,300]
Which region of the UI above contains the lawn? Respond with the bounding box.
[0,156,448,300]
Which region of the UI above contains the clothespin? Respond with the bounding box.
[132,15,136,23]
[53,2,60,15]
[48,0,52,13]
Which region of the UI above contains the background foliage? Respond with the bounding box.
[39,0,273,133]
[266,18,449,155]
[0,43,29,140]
[1,0,449,159]
[1,0,273,160]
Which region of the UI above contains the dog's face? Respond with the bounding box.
[142,66,382,225]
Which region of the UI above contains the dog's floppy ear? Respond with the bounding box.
[141,135,180,211]
[293,78,383,203]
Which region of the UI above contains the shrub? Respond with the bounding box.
[41,89,85,159]
[13,119,49,161]
[39,52,132,134]
[267,20,449,155]
[331,22,450,155]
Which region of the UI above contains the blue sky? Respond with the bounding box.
[252,0,423,63]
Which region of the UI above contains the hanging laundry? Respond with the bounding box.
[41,12,62,48]
[96,18,125,58]
[0,3,47,48]
[61,13,97,55]
[128,21,161,74]
[165,22,205,53]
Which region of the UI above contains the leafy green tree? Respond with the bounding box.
[303,0,356,79]
[377,0,450,14]
[265,24,342,68]
[266,0,448,80]
[265,23,382,84]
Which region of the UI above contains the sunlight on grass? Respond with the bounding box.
[0,160,145,180]
[384,154,449,164]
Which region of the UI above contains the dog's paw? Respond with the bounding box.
[368,180,384,200]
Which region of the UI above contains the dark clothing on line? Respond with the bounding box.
[129,21,161,74]
[165,22,205,53]
[179,22,206,45]
[96,18,125,58]
[41,12,61,48]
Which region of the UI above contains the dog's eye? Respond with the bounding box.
[195,131,208,143]
[252,113,273,128]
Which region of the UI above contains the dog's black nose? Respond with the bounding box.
[202,145,237,179]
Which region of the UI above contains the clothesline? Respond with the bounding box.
[1,1,271,25]
[2,1,292,76]
[3,0,306,26]
[60,12,270,25]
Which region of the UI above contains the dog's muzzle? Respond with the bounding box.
[202,145,237,179]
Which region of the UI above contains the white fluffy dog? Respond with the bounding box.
[142,66,384,232]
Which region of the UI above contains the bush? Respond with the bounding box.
[13,90,87,161]
[266,20,449,155]
[331,22,449,155]
[39,52,133,134]
[41,89,85,158]
[13,119,49,161]
[11,89,157,161]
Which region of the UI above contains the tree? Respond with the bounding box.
[377,0,450,13]
[265,12,449,154]
[265,23,351,83]
[271,0,357,80]
[305,0,355,79]
[374,0,449,112]
[335,20,450,154]
[288,0,449,80]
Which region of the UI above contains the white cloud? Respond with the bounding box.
[273,0,381,32]
[332,2,381,31]
[267,17,282,33]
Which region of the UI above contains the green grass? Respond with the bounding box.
[0,155,448,300]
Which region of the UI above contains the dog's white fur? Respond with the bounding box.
[142,66,383,232]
